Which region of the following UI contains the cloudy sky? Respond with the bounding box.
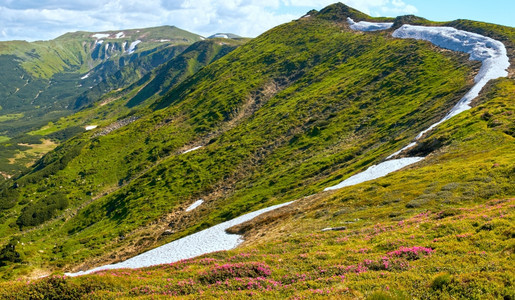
[0,0,513,41]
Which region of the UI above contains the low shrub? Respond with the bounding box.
[199,262,272,283]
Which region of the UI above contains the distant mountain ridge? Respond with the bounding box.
[0,25,203,137]
[207,33,242,39]
[0,26,245,178]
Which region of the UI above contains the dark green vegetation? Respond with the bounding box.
[0,2,513,298]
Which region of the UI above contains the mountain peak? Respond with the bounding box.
[316,2,371,21]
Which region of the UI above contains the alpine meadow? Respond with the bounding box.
[0,2,513,299]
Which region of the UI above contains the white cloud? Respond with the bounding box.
[0,1,419,41]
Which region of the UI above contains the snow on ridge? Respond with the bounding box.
[392,24,510,139]
[186,199,204,212]
[127,40,141,54]
[326,21,510,192]
[347,17,393,32]
[324,157,424,191]
[65,201,294,276]
[80,73,90,80]
[92,33,110,39]
[115,31,125,38]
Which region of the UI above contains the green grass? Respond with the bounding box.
[0,136,9,143]
[0,34,240,176]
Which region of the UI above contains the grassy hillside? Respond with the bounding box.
[2,78,512,298]
[0,65,515,299]
[0,3,489,279]
[0,3,512,298]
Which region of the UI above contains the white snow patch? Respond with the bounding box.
[348,20,509,161]
[185,199,204,212]
[159,39,170,42]
[92,33,110,39]
[213,34,228,39]
[347,17,393,32]
[182,146,203,154]
[115,31,125,39]
[65,201,294,276]
[392,25,509,138]
[200,37,205,40]
[127,40,141,54]
[80,73,90,80]
[85,125,98,131]
[105,43,110,59]
[122,41,127,50]
[324,157,424,191]
[95,40,104,46]
[385,142,417,159]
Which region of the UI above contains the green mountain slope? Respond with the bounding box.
[4,76,513,299]
[0,4,513,298]
[0,26,202,138]
[0,38,245,179]
[0,27,210,178]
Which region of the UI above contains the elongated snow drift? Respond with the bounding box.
[325,20,510,191]
[347,17,393,31]
[66,201,293,276]
[393,25,509,138]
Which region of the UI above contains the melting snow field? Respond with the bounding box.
[127,40,141,54]
[85,125,98,131]
[327,21,509,191]
[324,157,424,191]
[92,33,110,39]
[392,25,510,139]
[185,199,204,212]
[347,17,393,31]
[80,73,90,80]
[66,201,294,276]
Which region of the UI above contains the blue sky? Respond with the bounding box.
[0,0,513,41]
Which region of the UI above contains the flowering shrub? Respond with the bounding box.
[363,257,409,271]
[199,262,272,283]
[387,246,434,260]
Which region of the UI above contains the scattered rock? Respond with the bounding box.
[161,230,174,236]
[321,226,346,232]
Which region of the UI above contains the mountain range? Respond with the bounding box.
[0,3,513,299]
